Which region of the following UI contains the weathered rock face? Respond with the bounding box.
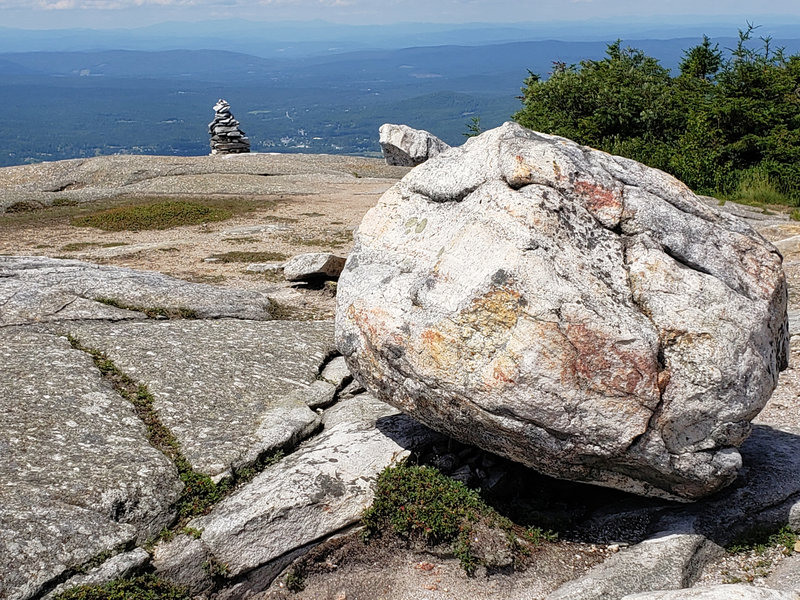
[379,123,450,167]
[336,122,789,500]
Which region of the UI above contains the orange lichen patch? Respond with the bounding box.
[417,327,463,373]
[563,322,660,406]
[487,353,519,387]
[506,154,536,187]
[573,179,622,219]
[457,287,524,333]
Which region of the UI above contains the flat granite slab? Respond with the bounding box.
[0,328,182,600]
[62,319,337,479]
[0,256,274,326]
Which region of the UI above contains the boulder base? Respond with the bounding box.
[336,122,789,500]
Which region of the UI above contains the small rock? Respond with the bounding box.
[379,123,450,167]
[284,253,346,282]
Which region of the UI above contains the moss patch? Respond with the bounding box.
[93,297,199,320]
[54,574,189,600]
[71,200,233,231]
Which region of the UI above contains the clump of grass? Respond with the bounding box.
[790,209,800,222]
[726,170,793,207]
[54,574,189,600]
[285,569,306,592]
[6,200,43,213]
[222,236,260,245]
[94,297,198,320]
[53,198,80,207]
[61,241,128,252]
[208,251,288,263]
[727,524,798,555]
[71,200,232,231]
[61,242,96,252]
[362,462,544,574]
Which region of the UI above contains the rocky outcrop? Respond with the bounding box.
[0,256,274,325]
[0,328,182,600]
[336,122,789,500]
[209,99,250,155]
[62,319,335,480]
[379,123,450,167]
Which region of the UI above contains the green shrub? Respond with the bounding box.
[362,462,534,574]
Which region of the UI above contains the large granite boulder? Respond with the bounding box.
[336,122,789,500]
[379,123,450,167]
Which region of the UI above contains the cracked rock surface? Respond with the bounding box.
[336,122,789,500]
[0,256,274,325]
[61,319,335,479]
[0,328,182,600]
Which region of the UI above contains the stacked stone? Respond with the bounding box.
[208,99,250,154]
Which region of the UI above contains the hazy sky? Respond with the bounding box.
[2,0,800,29]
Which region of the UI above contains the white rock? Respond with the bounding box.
[336,122,789,500]
[379,123,451,167]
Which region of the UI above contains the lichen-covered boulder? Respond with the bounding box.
[379,123,450,167]
[335,122,789,500]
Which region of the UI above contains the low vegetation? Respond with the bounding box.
[54,574,189,600]
[515,25,800,205]
[71,200,233,231]
[361,462,555,574]
[208,250,288,263]
[94,297,199,320]
[726,524,798,555]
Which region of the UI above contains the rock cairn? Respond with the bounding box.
[208,99,250,154]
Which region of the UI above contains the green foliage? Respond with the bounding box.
[71,200,232,231]
[361,462,539,574]
[514,26,800,204]
[463,116,483,138]
[726,524,798,555]
[54,574,189,600]
[285,569,306,593]
[65,335,234,521]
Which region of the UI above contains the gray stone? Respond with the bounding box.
[288,378,338,409]
[0,256,273,326]
[62,319,335,479]
[379,123,451,167]
[187,395,439,579]
[547,533,723,600]
[283,252,346,282]
[0,328,181,600]
[46,548,150,599]
[152,535,214,595]
[337,122,788,500]
[766,553,800,593]
[622,585,800,599]
[319,355,352,388]
[209,99,250,155]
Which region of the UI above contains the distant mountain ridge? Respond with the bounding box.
[2,31,800,167]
